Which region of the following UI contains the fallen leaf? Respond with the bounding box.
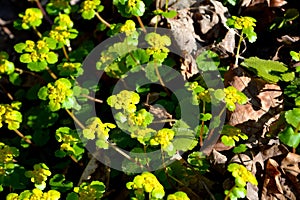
[225,67,283,136]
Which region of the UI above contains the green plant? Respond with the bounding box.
[226,16,257,66]
[225,163,258,200]
[126,172,165,200]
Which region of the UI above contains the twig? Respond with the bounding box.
[14,129,33,145]
[136,16,146,33]
[95,13,111,28]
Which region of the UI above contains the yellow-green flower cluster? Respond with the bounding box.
[0,143,19,176]
[47,78,73,111]
[0,51,14,75]
[107,90,140,113]
[0,102,22,130]
[228,163,258,187]
[19,8,43,29]
[230,16,256,30]
[57,62,82,76]
[6,189,60,200]
[145,32,171,61]
[128,109,153,127]
[83,117,116,149]
[0,143,18,163]
[120,20,136,36]
[224,86,248,111]
[82,0,100,11]
[167,191,190,200]
[126,172,165,199]
[49,14,78,47]
[150,128,175,150]
[25,163,52,190]
[56,127,80,155]
[73,181,106,200]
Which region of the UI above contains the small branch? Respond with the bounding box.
[62,46,70,61]
[136,16,146,33]
[65,109,86,130]
[14,129,33,145]
[34,0,53,25]
[32,26,42,38]
[0,84,14,101]
[46,67,58,80]
[95,12,111,28]
[234,32,244,67]
[81,94,103,103]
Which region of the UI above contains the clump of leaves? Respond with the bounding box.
[226,16,257,43]
[279,108,300,148]
[55,127,84,160]
[113,0,146,17]
[14,8,43,30]
[14,38,58,72]
[68,181,105,200]
[241,57,295,83]
[49,14,78,48]
[7,188,61,200]
[0,143,19,176]
[0,102,22,130]
[46,0,72,15]
[25,163,52,190]
[126,171,165,200]
[167,191,190,200]
[221,125,248,147]
[150,128,175,152]
[80,0,104,20]
[82,117,116,149]
[0,51,15,76]
[225,163,258,200]
[38,78,78,111]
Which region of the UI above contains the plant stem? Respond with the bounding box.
[95,12,111,28]
[152,119,177,123]
[34,0,53,25]
[46,67,58,80]
[14,129,33,145]
[199,101,206,147]
[136,16,146,33]
[81,94,103,103]
[65,109,86,130]
[62,46,70,61]
[234,32,244,67]
[32,26,42,38]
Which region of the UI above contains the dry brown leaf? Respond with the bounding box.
[262,159,283,197]
[225,67,283,136]
[218,28,236,54]
[281,153,300,196]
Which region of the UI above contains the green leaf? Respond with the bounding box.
[14,43,26,53]
[279,126,300,148]
[199,113,212,121]
[47,52,58,64]
[162,10,177,18]
[290,51,300,62]
[196,50,220,71]
[241,57,290,83]
[131,0,145,16]
[49,174,73,193]
[20,54,32,63]
[233,144,248,153]
[285,108,300,128]
[82,10,95,20]
[28,61,47,72]
[172,121,197,151]
[221,135,235,146]
[37,86,48,100]
[145,62,159,82]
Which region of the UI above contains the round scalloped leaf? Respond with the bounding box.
[28,61,47,72]
[285,108,300,128]
[82,10,95,20]
[279,126,300,148]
